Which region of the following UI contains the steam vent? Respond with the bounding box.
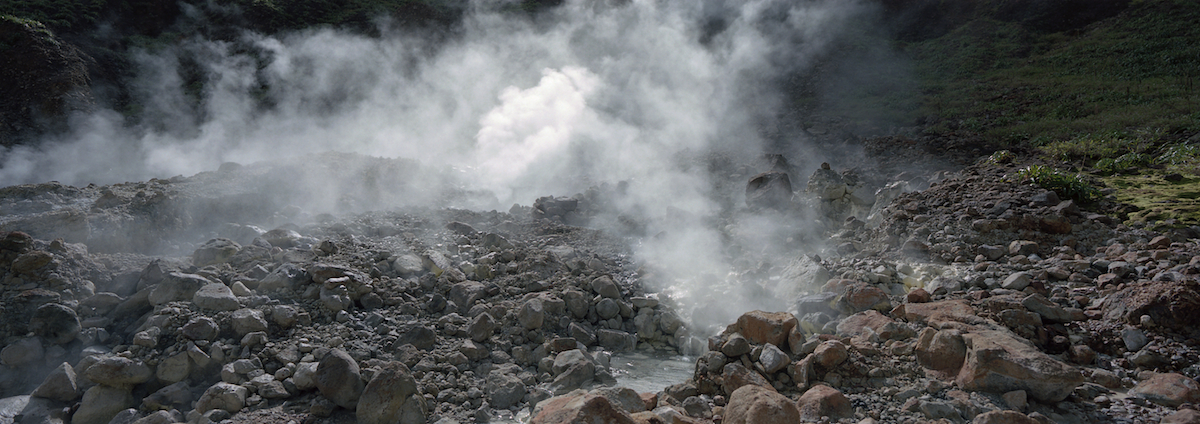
[3,0,1200,423]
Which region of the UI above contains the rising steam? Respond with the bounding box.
[1,0,896,336]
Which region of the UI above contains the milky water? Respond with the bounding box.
[610,352,696,394]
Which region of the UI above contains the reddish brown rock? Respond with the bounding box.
[1102,279,1200,331]
[956,330,1083,402]
[835,310,895,338]
[906,288,931,303]
[638,392,658,412]
[735,311,798,348]
[972,410,1039,424]
[532,391,636,424]
[902,299,978,327]
[1162,409,1200,424]
[914,328,966,373]
[1130,373,1200,407]
[836,283,891,314]
[796,385,852,421]
[812,340,849,368]
[724,384,800,424]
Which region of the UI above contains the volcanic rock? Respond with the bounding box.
[315,349,364,409]
[72,385,135,424]
[956,330,1083,402]
[31,362,79,402]
[531,390,635,424]
[356,362,427,424]
[29,303,80,345]
[1102,279,1200,331]
[723,384,799,424]
[1130,373,1200,407]
[193,283,241,311]
[194,382,248,414]
[797,384,853,421]
[734,310,797,348]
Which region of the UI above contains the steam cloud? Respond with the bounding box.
[1,0,898,337]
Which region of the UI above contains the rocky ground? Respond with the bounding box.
[2,135,1200,424]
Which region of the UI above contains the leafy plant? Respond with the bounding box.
[1009,165,1103,202]
[1095,152,1153,175]
[982,150,1015,165]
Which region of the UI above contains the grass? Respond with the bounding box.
[1009,165,1103,203]
[908,0,1200,150]
[1104,173,1200,227]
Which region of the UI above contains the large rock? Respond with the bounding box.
[519,299,546,330]
[758,343,790,374]
[915,328,967,372]
[72,385,135,424]
[32,362,79,402]
[315,349,364,409]
[30,303,81,345]
[193,283,241,311]
[148,273,210,306]
[746,171,794,210]
[356,362,427,424]
[956,330,1083,402]
[1102,279,1200,331]
[531,391,635,424]
[796,385,852,421]
[723,384,800,424]
[1130,373,1200,407]
[835,283,891,314]
[192,238,241,267]
[487,371,528,409]
[1162,409,1200,424]
[722,363,771,396]
[0,336,43,366]
[900,299,978,327]
[735,311,797,348]
[194,382,247,414]
[230,308,268,336]
[835,310,895,338]
[813,340,849,368]
[83,357,152,387]
[466,312,497,342]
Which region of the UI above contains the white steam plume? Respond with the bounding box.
[1,0,886,336]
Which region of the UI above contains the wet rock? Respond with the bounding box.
[735,310,797,348]
[72,385,135,424]
[1130,372,1200,407]
[83,356,152,387]
[357,361,427,424]
[192,238,241,267]
[724,384,799,424]
[797,385,852,421]
[531,390,635,424]
[193,283,241,311]
[231,308,268,336]
[31,362,79,402]
[956,330,1083,402]
[194,382,248,414]
[315,349,363,409]
[746,171,794,210]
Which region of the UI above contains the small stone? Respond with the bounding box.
[1001,272,1032,290]
[813,340,849,368]
[721,333,752,357]
[518,299,546,330]
[1003,390,1028,411]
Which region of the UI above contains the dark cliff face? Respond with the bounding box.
[0,16,95,147]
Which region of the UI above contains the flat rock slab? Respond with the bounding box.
[956,330,1083,402]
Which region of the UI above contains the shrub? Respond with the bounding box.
[1009,165,1103,203]
[1095,152,1153,175]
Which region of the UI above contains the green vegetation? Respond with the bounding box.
[1104,173,1200,226]
[1009,165,1103,203]
[909,0,1200,150]
[0,0,104,32]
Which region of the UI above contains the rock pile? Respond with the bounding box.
[2,154,1200,424]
